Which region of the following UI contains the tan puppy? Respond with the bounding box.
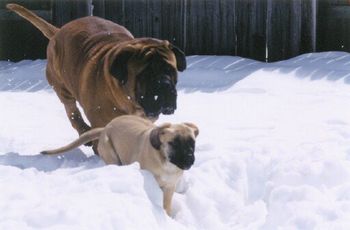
[41,115,199,215]
[6,4,186,147]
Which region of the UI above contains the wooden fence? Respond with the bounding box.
[92,0,317,62]
[0,0,349,62]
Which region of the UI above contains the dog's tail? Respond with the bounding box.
[41,128,104,155]
[6,3,58,39]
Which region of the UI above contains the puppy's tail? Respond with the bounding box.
[6,3,58,39]
[41,128,104,155]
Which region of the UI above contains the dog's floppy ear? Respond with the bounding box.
[110,48,135,85]
[150,123,171,150]
[171,44,187,72]
[184,123,199,137]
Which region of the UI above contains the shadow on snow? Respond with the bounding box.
[0,149,103,172]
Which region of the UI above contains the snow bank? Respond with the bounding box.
[2,52,350,229]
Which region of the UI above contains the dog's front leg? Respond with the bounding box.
[51,85,91,137]
[63,103,91,135]
[162,185,176,216]
[46,62,91,140]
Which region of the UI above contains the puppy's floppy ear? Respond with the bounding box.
[110,47,135,85]
[184,123,199,137]
[170,44,187,72]
[150,123,171,150]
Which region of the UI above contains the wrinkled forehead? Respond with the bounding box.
[133,41,177,68]
[165,124,196,140]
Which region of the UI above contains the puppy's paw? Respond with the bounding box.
[175,175,191,194]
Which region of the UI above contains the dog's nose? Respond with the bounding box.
[161,106,175,114]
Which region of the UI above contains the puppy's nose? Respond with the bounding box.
[182,155,195,170]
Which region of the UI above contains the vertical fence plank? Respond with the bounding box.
[235,0,267,61]
[267,0,303,62]
[53,0,91,27]
[317,0,350,52]
[316,0,331,51]
[95,0,186,50]
[158,0,186,50]
[217,0,236,55]
[301,0,316,53]
[123,0,148,37]
[92,0,105,18]
[185,0,206,54]
[185,0,236,55]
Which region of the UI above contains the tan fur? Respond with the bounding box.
[7,4,179,141]
[41,128,104,155]
[42,115,199,215]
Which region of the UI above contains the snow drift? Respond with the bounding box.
[1,52,350,229]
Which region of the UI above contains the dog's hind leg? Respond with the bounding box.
[98,133,122,165]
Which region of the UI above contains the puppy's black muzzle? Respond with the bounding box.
[180,156,195,170]
[170,151,195,170]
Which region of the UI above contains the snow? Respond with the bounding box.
[2,51,350,229]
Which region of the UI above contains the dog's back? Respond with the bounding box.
[97,115,155,165]
[51,16,134,71]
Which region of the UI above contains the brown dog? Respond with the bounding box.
[7,4,186,141]
[41,115,199,215]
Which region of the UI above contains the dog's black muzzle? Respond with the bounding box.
[159,78,177,115]
[140,76,177,118]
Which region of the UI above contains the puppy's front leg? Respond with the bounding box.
[162,186,176,216]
